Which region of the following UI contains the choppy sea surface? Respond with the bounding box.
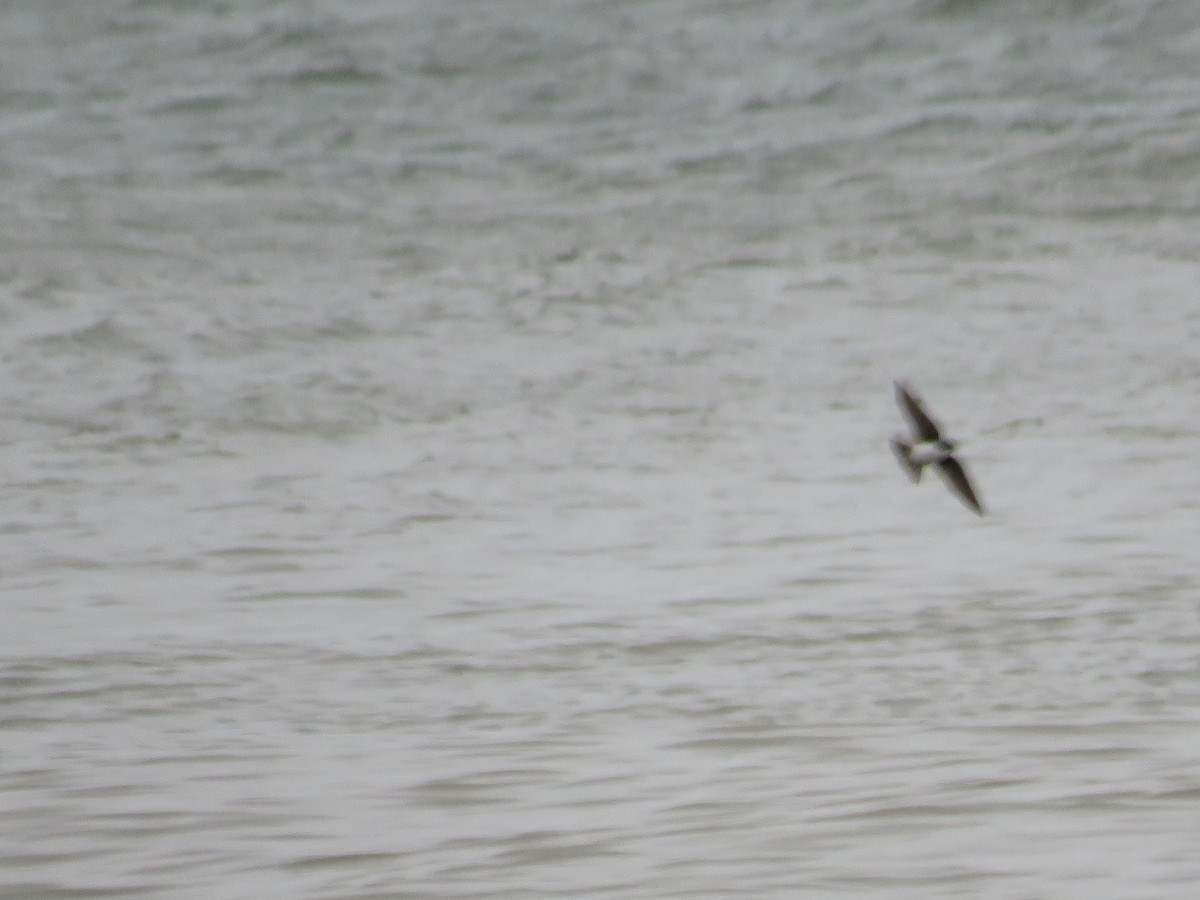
[3,1,1200,897]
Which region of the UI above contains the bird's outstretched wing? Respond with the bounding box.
[936,457,984,516]
[893,381,941,442]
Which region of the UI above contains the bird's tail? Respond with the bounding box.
[890,437,922,483]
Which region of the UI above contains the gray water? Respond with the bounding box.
[3,1,1200,897]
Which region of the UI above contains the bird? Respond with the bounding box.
[890,380,984,516]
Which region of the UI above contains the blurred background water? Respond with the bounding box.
[3,1,1200,897]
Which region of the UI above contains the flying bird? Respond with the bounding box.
[890,380,984,516]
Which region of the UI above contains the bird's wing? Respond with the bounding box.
[936,457,984,516]
[893,381,941,442]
